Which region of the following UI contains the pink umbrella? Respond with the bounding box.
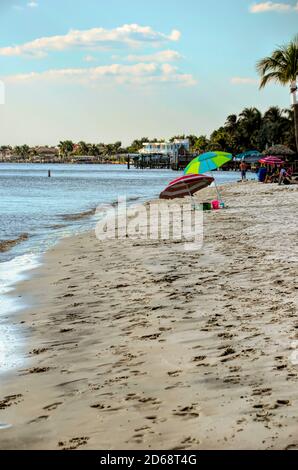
[160,174,214,200]
[259,156,284,166]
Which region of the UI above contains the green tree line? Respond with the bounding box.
[1,104,295,160]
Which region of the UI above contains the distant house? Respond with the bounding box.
[72,155,97,164]
[139,139,190,163]
[34,146,59,161]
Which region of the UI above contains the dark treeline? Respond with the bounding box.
[127,105,296,155]
[0,105,296,161]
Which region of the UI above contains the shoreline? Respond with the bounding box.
[0,181,297,450]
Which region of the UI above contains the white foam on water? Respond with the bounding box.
[0,253,41,373]
[0,253,41,298]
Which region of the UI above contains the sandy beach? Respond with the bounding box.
[0,181,297,450]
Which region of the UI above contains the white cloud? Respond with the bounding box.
[13,1,38,10]
[249,2,297,13]
[0,24,181,57]
[169,30,181,41]
[126,50,182,63]
[231,77,259,85]
[4,62,196,87]
[84,55,97,62]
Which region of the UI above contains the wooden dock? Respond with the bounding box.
[132,154,195,171]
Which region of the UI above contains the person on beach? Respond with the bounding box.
[279,167,294,185]
[265,166,276,183]
[271,166,279,183]
[278,167,287,185]
[240,161,247,181]
[258,165,267,183]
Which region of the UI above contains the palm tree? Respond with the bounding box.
[77,141,89,156]
[88,144,99,157]
[256,35,298,151]
[193,135,210,154]
[281,108,296,150]
[239,107,262,127]
[263,106,283,122]
[261,106,290,147]
[238,107,262,148]
[58,140,74,158]
[225,114,238,129]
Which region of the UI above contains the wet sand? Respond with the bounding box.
[0,181,297,450]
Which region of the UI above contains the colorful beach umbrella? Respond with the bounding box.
[184,151,232,203]
[235,150,262,163]
[259,156,284,166]
[159,174,214,200]
[184,151,233,175]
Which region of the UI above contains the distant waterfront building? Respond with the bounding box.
[34,146,59,161]
[139,139,190,161]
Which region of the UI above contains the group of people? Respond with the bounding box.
[258,165,293,185]
[239,161,294,185]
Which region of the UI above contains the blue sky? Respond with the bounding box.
[0,0,297,146]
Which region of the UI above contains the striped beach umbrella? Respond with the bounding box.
[184,151,233,175]
[159,174,214,200]
[259,156,284,166]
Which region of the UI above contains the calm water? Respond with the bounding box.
[0,164,178,262]
[0,163,246,264]
[0,163,247,371]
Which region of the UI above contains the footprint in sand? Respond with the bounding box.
[173,404,200,419]
[220,348,239,363]
[58,437,89,450]
[145,415,159,423]
[218,332,234,340]
[172,436,200,450]
[251,399,291,423]
[29,348,49,356]
[167,370,182,378]
[131,433,144,444]
[43,402,63,411]
[285,443,298,450]
[90,403,106,410]
[90,403,123,412]
[165,382,184,390]
[193,356,207,363]
[140,333,161,341]
[135,425,151,432]
[252,388,272,397]
[28,415,49,424]
[22,367,51,375]
[138,397,161,405]
[0,394,23,410]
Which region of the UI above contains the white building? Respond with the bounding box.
[139,139,190,158]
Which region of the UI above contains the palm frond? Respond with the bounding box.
[257,35,298,89]
[259,71,286,89]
